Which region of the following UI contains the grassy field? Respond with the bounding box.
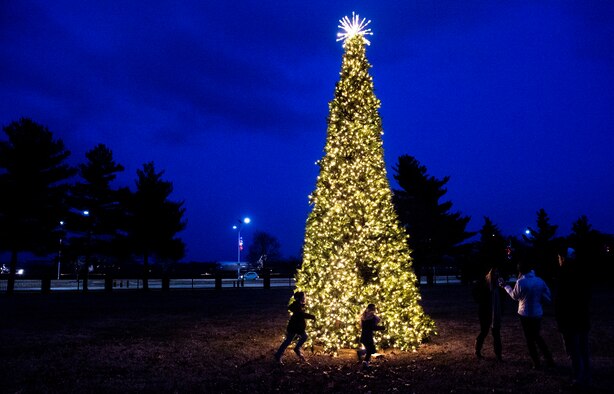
[1,284,612,393]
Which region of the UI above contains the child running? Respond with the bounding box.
[357,303,385,370]
[274,291,316,364]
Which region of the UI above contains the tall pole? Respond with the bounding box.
[57,221,64,280]
[233,217,250,279]
[82,210,90,292]
[237,228,242,279]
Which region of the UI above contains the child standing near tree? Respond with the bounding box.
[274,291,316,364]
[357,303,385,370]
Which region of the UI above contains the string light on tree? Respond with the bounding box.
[294,13,435,353]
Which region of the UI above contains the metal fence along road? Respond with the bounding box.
[0,277,297,292]
[1,274,461,292]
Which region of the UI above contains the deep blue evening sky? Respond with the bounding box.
[2,1,613,262]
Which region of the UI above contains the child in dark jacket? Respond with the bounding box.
[357,303,385,369]
[274,291,316,364]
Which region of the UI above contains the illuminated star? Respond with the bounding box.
[337,12,373,45]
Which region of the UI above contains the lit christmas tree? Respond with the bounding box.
[295,13,435,353]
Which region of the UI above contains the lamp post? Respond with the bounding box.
[233,217,251,279]
[57,220,64,280]
[82,210,91,292]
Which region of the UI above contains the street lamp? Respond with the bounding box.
[82,210,91,292]
[233,217,251,279]
[57,220,64,280]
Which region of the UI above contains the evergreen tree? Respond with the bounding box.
[568,215,606,275]
[68,144,127,289]
[127,162,186,290]
[523,208,558,281]
[0,118,76,294]
[392,154,474,282]
[476,217,508,275]
[246,231,281,270]
[295,14,434,353]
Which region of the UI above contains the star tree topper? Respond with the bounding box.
[337,12,373,45]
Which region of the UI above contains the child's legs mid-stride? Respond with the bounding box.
[362,337,376,362]
[294,331,308,352]
[275,331,308,359]
[275,332,297,359]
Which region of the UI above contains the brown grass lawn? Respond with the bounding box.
[1,284,612,393]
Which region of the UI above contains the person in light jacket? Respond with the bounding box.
[500,260,554,369]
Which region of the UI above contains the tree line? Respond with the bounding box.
[2,118,612,293]
[0,118,186,294]
[392,154,614,286]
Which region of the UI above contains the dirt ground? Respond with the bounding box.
[1,284,612,393]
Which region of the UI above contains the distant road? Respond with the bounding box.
[1,275,462,292]
[0,278,297,292]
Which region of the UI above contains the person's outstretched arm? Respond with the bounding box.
[502,281,521,301]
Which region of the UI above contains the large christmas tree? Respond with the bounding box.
[295,14,435,353]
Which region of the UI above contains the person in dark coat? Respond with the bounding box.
[357,303,385,369]
[555,247,591,388]
[274,291,315,364]
[473,267,503,360]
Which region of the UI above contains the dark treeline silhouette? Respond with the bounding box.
[0,118,186,294]
[3,119,613,293]
[468,210,614,287]
[392,154,614,286]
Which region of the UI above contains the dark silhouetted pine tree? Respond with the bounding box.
[127,162,186,290]
[0,118,75,294]
[523,208,558,281]
[68,144,127,289]
[392,154,474,283]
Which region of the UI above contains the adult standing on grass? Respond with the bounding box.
[555,247,591,389]
[500,260,555,369]
[473,267,503,361]
[274,291,315,364]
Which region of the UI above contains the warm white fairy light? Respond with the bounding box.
[337,12,373,45]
